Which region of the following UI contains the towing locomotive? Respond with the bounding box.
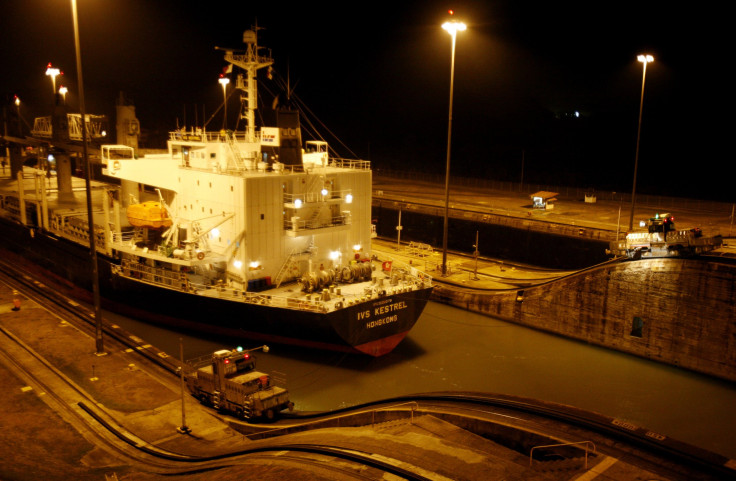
[608,213,722,260]
[184,346,293,420]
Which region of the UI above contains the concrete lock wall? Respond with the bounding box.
[433,258,736,382]
[372,202,611,269]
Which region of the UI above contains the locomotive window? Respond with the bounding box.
[630,316,643,338]
[235,358,255,372]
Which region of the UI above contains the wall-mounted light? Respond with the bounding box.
[345,194,353,204]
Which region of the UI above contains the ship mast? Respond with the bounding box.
[222,28,274,143]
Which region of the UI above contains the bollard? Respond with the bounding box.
[12,291,21,311]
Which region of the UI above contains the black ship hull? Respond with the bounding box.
[0,217,431,356]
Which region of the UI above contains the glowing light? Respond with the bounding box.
[45,63,61,93]
[353,244,362,252]
[45,63,60,77]
[14,95,19,107]
[637,54,654,64]
[321,188,328,196]
[211,227,220,238]
[233,260,243,269]
[249,261,261,269]
[329,250,340,261]
[442,19,467,36]
[294,198,302,208]
[345,194,353,204]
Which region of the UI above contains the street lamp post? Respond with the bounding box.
[177,337,191,434]
[45,63,61,97]
[219,75,230,130]
[70,0,104,355]
[628,54,653,230]
[59,85,68,104]
[441,15,466,277]
[14,95,21,134]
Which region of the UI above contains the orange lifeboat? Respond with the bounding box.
[127,201,172,229]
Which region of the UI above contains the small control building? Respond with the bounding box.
[531,191,558,210]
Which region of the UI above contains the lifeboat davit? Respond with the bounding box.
[127,201,172,229]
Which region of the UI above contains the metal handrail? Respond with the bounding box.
[371,401,419,426]
[529,440,596,469]
[241,401,420,441]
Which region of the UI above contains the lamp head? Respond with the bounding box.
[442,10,466,36]
[637,54,654,64]
[442,20,467,36]
[45,63,60,77]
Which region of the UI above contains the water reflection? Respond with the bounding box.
[104,301,736,458]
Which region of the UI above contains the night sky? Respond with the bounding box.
[1,1,729,200]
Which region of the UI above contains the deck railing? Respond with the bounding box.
[114,257,429,313]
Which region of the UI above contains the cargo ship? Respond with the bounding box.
[0,28,432,356]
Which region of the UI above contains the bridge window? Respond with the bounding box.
[630,316,644,338]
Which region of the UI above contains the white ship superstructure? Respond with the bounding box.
[103,138,372,294]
